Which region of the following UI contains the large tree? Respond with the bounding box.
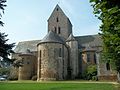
[0,0,15,62]
[90,0,120,73]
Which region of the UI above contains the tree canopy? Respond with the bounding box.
[0,0,15,62]
[90,0,120,73]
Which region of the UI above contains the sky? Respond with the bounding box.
[1,0,101,44]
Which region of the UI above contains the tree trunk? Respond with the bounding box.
[117,72,120,83]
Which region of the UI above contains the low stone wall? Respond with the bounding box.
[98,75,117,81]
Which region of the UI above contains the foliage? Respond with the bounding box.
[13,59,23,67]
[8,74,18,80]
[8,66,18,80]
[0,32,15,61]
[87,65,97,77]
[83,64,97,80]
[0,0,6,26]
[0,0,15,62]
[90,0,120,73]
[0,67,10,75]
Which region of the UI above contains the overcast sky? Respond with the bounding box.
[1,0,101,44]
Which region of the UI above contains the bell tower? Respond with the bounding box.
[48,4,72,40]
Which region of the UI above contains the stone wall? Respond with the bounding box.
[48,6,72,40]
[12,52,37,80]
[37,43,68,81]
[98,75,117,81]
[66,41,79,79]
[96,52,117,81]
[18,55,36,80]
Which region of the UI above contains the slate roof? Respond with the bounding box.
[14,34,102,53]
[83,46,96,52]
[75,35,103,48]
[38,31,65,45]
[14,40,41,53]
[20,49,33,55]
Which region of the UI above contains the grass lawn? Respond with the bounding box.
[0,81,119,90]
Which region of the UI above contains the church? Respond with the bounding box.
[12,5,117,81]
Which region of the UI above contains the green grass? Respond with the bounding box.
[0,81,119,90]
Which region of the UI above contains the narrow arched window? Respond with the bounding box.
[87,53,90,62]
[94,53,96,64]
[54,27,57,33]
[27,62,30,64]
[40,50,41,59]
[59,48,62,57]
[106,63,110,70]
[58,27,61,34]
[56,17,59,22]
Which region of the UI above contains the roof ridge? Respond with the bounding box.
[75,34,100,38]
[19,40,41,43]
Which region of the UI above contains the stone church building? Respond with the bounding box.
[12,5,117,81]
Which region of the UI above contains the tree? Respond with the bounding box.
[0,0,15,62]
[90,0,120,74]
[0,67,10,75]
[13,59,23,68]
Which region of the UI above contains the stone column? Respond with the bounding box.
[96,51,100,77]
[117,72,120,83]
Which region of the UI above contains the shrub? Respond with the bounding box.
[8,76,18,80]
[8,67,18,80]
[0,67,10,75]
[31,75,37,81]
[83,64,97,80]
